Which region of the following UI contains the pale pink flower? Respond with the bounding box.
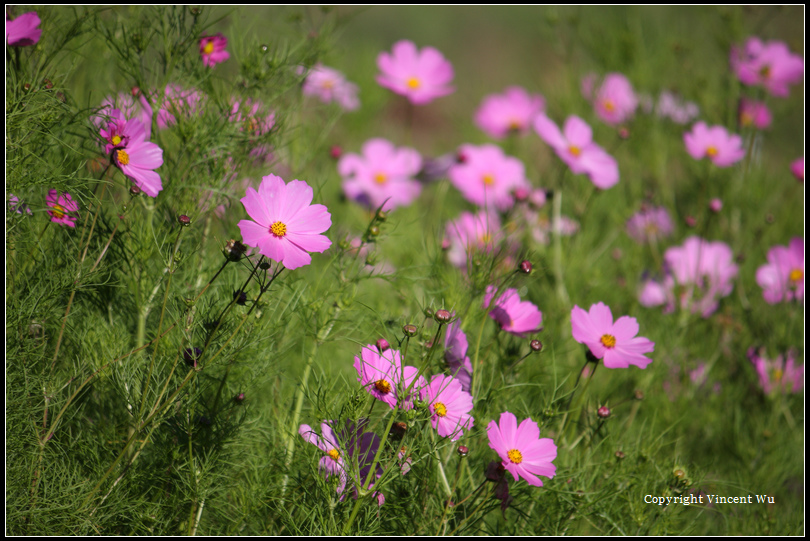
[300,63,360,111]
[46,189,79,227]
[444,210,503,269]
[444,318,473,394]
[730,37,804,97]
[420,374,474,441]
[533,114,619,189]
[487,412,557,487]
[591,73,638,125]
[474,86,545,139]
[153,84,205,130]
[448,144,529,211]
[298,421,350,494]
[9,194,32,215]
[683,122,745,167]
[338,138,422,211]
[353,344,425,410]
[238,174,332,270]
[747,347,804,394]
[483,286,542,338]
[655,91,700,124]
[200,33,229,67]
[376,40,454,105]
[571,302,655,369]
[755,237,804,304]
[738,98,772,130]
[625,206,674,244]
[6,11,41,47]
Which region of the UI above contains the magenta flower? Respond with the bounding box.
[625,206,674,244]
[533,114,619,189]
[483,286,542,338]
[200,33,229,67]
[300,64,360,111]
[487,412,557,487]
[6,11,41,47]
[238,174,332,270]
[444,210,503,269]
[790,157,804,182]
[448,144,529,211]
[591,73,638,125]
[683,122,745,167]
[755,237,804,304]
[376,40,454,105]
[103,111,164,198]
[338,138,422,211]
[747,347,804,394]
[353,344,425,410]
[420,374,474,441]
[571,302,655,369]
[96,93,154,140]
[738,98,772,130]
[731,37,804,97]
[46,189,79,228]
[444,318,473,393]
[474,86,545,139]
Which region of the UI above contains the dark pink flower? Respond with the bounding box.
[200,33,229,67]
[591,73,638,125]
[755,237,804,304]
[448,144,529,211]
[738,98,772,130]
[474,86,545,139]
[238,174,332,270]
[533,114,619,189]
[46,189,79,227]
[300,63,360,111]
[444,210,503,269]
[683,122,745,167]
[420,374,474,441]
[571,302,654,369]
[731,37,804,97]
[790,157,804,182]
[96,93,154,139]
[352,344,425,410]
[483,286,542,338]
[747,347,804,394]
[487,412,557,487]
[376,40,454,105]
[338,138,422,211]
[625,206,674,244]
[104,112,164,198]
[6,11,41,47]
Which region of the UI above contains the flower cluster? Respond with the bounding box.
[730,37,804,97]
[100,109,164,197]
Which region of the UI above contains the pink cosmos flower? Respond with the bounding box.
[625,206,674,244]
[238,174,332,270]
[9,194,32,215]
[755,237,804,304]
[533,114,619,190]
[474,86,546,139]
[738,98,772,130]
[790,157,804,182]
[730,37,804,97]
[590,73,638,125]
[747,347,804,394]
[200,33,229,67]
[444,318,473,394]
[46,189,79,227]
[483,286,543,338]
[444,210,503,269]
[655,91,700,124]
[448,144,529,211]
[353,344,425,410]
[96,93,154,140]
[571,302,655,369]
[299,421,350,494]
[6,11,41,47]
[420,374,474,441]
[102,110,164,197]
[683,122,745,167]
[300,64,360,111]
[487,412,557,487]
[338,138,422,211]
[376,40,454,105]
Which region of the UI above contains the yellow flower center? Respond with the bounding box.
[321,79,335,89]
[374,172,387,185]
[773,368,783,383]
[789,268,803,282]
[740,112,753,127]
[112,135,122,146]
[203,41,215,55]
[603,99,616,112]
[327,448,340,461]
[116,149,130,165]
[270,221,287,238]
[433,402,447,417]
[50,204,66,219]
[479,233,492,244]
[600,334,616,348]
[508,119,522,131]
[568,145,581,157]
[482,174,495,186]
[374,379,392,394]
[507,449,523,464]
[706,146,719,158]
[406,77,421,89]
[759,65,771,80]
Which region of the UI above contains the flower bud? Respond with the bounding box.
[260,44,269,53]
[375,338,390,352]
[634,389,644,401]
[434,309,451,323]
[615,450,626,460]
[178,214,191,226]
[597,406,611,419]
[618,127,630,139]
[513,187,530,202]
[259,260,271,270]
[233,290,247,305]
[530,339,543,352]
[129,185,142,196]
[223,239,247,262]
[234,392,246,404]
[131,86,140,97]
[402,324,418,337]
[684,215,696,228]
[375,209,387,222]
[329,145,342,160]
[519,260,532,274]
[42,78,53,90]
[457,445,469,457]
[368,225,380,237]
[709,198,722,213]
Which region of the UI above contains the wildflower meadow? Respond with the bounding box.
[6,6,805,535]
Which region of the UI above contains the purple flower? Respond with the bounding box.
[625,206,674,244]
[338,138,422,211]
[376,40,454,105]
[755,237,804,304]
[487,412,557,487]
[300,63,360,111]
[238,174,332,270]
[444,318,473,394]
[731,37,804,97]
[747,347,804,394]
[6,11,41,47]
[571,302,655,369]
[444,210,503,269]
[46,189,79,227]
[683,122,745,167]
[353,344,424,410]
[483,286,542,338]
[420,374,474,441]
[738,98,772,130]
[299,421,350,494]
[534,114,619,189]
[200,33,229,67]
[591,73,638,125]
[9,194,32,215]
[448,144,529,211]
[474,86,545,139]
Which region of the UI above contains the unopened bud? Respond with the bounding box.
[709,198,722,213]
[434,309,451,323]
[618,127,630,139]
[183,347,202,368]
[375,209,387,222]
[530,339,543,352]
[402,324,418,337]
[368,225,380,237]
[519,260,532,274]
[129,185,142,196]
[684,215,696,228]
[615,450,625,460]
[329,145,342,160]
[513,187,530,202]
[441,238,450,251]
[223,239,247,262]
[456,150,468,163]
[178,214,191,226]
[233,290,247,305]
[597,406,611,419]
[234,392,246,404]
[131,86,140,97]
[259,260,271,270]
[634,389,644,401]
[457,445,469,457]
[42,78,53,90]
[375,338,390,352]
